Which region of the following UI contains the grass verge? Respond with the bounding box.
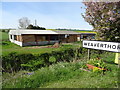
[2,41,80,55]
[2,52,118,88]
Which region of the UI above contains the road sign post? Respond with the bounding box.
[83,40,120,67]
[88,49,90,60]
[87,37,91,61]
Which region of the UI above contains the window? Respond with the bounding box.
[59,35,65,39]
[50,35,58,40]
[45,35,49,40]
[14,35,17,40]
[10,35,12,39]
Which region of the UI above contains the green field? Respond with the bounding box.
[2,41,81,55]
[75,30,97,34]
[0,32,9,41]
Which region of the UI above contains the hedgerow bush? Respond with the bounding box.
[2,52,35,72]
[2,47,105,73]
[90,49,105,59]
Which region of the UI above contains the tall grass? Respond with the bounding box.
[3,62,85,88]
[3,58,118,88]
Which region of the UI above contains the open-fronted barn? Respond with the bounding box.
[80,33,96,40]
[9,29,80,46]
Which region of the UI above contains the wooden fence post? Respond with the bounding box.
[88,37,91,60]
[88,49,90,60]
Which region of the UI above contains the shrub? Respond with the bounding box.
[52,51,64,62]
[2,47,98,72]
[40,53,51,66]
[90,50,105,59]
[21,59,44,71]
[2,41,9,45]
[2,52,35,72]
[49,56,56,63]
[2,30,5,32]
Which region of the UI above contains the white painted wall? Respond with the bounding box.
[9,34,23,47]
[10,39,23,46]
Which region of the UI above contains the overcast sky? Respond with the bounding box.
[1,2,93,30]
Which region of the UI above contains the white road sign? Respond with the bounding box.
[83,40,120,53]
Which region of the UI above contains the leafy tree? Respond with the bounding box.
[82,2,120,42]
[27,24,46,30]
[18,17,30,29]
[27,24,34,29]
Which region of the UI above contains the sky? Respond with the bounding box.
[1,2,93,30]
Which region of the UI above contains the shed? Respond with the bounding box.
[9,29,80,46]
[80,33,96,40]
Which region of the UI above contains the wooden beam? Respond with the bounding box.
[35,35,38,45]
[48,35,50,44]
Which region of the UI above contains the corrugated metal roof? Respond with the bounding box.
[9,29,80,35]
[9,29,97,35]
[9,29,58,35]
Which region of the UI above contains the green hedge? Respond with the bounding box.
[2,47,104,72]
[2,52,35,72]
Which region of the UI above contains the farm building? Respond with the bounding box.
[9,29,80,46]
[80,33,96,40]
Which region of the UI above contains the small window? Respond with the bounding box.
[14,35,17,40]
[10,35,12,39]
[59,35,65,39]
[50,35,58,40]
